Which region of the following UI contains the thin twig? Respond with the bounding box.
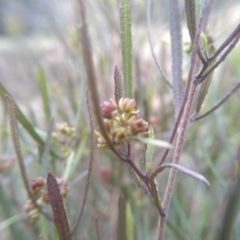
[208,23,240,63]
[196,32,240,84]
[6,95,53,221]
[146,0,172,88]
[196,22,240,82]
[77,0,120,158]
[71,90,95,235]
[191,81,240,121]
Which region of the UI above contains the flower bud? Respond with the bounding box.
[119,98,136,112]
[30,177,45,194]
[100,100,117,119]
[130,119,149,134]
[200,31,208,51]
[24,199,35,212]
[111,127,129,144]
[56,178,69,198]
[43,191,49,203]
[97,137,107,148]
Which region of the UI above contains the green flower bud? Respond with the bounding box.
[119,98,136,112]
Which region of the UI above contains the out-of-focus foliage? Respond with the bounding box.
[0,0,240,239]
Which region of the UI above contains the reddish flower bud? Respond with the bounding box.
[56,178,69,198]
[30,177,45,194]
[130,119,149,134]
[43,191,49,203]
[100,100,117,119]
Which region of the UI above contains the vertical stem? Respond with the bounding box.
[157,83,197,240]
[156,2,212,237]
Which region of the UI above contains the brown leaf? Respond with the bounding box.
[47,172,71,240]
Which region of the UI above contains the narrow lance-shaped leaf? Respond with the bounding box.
[149,177,164,215]
[131,136,173,149]
[126,201,134,240]
[120,0,132,98]
[194,40,216,115]
[168,0,183,116]
[35,66,51,121]
[1,83,44,145]
[40,118,54,175]
[117,196,127,240]
[114,64,123,104]
[143,125,155,175]
[185,0,196,42]
[0,82,60,159]
[152,163,210,186]
[47,172,72,240]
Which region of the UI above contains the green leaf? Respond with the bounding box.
[120,0,132,98]
[0,213,27,232]
[185,0,196,42]
[35,66,51,121]
[144,125,155,174]
[117,196,127,240]
[63,129,88,181]
[39,118,54,175]
[0,182,27,240]
[195,44,216,115]
[132,136,173,149]
[0,82,59,159]
[126,201,134,240]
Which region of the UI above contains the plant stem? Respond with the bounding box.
[157,82,197,240]
[157,1,210,236]
[191,81,240,121]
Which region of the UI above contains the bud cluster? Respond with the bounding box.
[24,176,69,220]
[51,122,75,157]
[95,98,149,148]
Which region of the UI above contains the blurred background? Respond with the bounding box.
[0,0,240,239]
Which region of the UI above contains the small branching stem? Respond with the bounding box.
[196,22,240,83]
[191,81,240,121]
[208,23,240,63]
